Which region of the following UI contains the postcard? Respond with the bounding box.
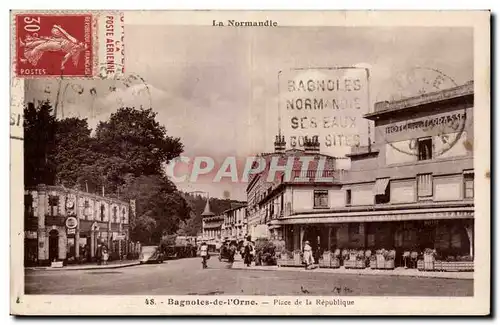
[10,10,490,315]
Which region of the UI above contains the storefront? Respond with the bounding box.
[24,184,134,266]
[280,206,474,266]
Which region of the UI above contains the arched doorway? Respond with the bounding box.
[49,229,59,261]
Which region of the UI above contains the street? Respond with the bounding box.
[25,257,473,296]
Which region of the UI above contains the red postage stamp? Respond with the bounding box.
[15,13,94,77]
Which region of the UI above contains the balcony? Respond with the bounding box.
[290,170,339,182]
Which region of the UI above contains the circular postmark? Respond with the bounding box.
[374,67,469,158]
[51,63,152,119]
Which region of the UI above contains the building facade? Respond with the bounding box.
[24,184,133,266]
[250,82,474,265]
[246,136,347,241]
[221,204,248,241]
[200,198,223,250]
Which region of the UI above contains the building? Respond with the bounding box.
[246,136,348,241]
[250,81,474,265]
[24,184,133,266]
[221,203,248,241]
[200,198,223,250]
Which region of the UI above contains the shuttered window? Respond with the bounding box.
[417,174,433,198]
[314,190,329,208]
[464,172,474,199]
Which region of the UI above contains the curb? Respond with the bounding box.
[25,262,141,272]
[230,265,473,280]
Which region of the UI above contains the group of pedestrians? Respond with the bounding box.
[198,236,255,269]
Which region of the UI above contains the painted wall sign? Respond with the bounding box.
[279,67,370,157]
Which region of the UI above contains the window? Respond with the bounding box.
[25,194,33,216]
[122,208,126,223]
[464,173,474,199]
[48,195,59,216]
[346,189,352,205]
[314,190,329,208]
[100,204,105,221]
[417,137,433,161]
[84,200,90,219]
[374,178,390,204]
[417,174,433,199]
[113,206,118,223]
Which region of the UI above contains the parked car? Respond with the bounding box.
[139,246,164,264]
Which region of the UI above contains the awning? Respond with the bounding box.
[463,169,474,175]
[277,208,473,225]
[373,178,390,195]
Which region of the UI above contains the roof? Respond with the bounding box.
[201,198,215,217]
[364,81,474,121]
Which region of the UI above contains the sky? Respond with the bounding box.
[25,26,473,201]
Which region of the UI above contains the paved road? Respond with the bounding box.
[25,257,473,296]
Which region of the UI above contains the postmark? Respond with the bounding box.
[373,67,470,158]
[25,63,152,120]
[15,13,95,77]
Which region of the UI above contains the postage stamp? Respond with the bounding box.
[9,10,490,316]
[14,13,95,77]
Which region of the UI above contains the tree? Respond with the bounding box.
[120,175,191,242]
[24,101,57,187]
[130,215,157,244]
[94,107,184,191]
[53,117,94,188]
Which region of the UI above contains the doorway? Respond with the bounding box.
[49,229,59,261]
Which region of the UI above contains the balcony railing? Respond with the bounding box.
[290,170,341,182]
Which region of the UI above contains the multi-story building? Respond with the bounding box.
[221,203,247,241]
[246,136,347,241]
[266,83,474,264]
[249,81,474,265]
[24,184,133,266]
[200,198,223,250]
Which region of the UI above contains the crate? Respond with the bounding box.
[331,258,340,268]
[417,260,424,271]
[343,259,356,269]
[355,260,366,269]
[369,259,377,269]
[441,261,474,272]
[344,259,365,269]
[382,259,395,269]
[293,252,303,266]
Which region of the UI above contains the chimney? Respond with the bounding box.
[274,134,286,153]
[304,136,320,154]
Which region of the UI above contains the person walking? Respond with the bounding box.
[96,243,102,265]
[243,236,253,267]
[303,240,315,270]
[200,241,209,269]
[102,245,109,265]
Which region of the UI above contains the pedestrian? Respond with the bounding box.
[96,243,102,265]
[102,245,109,265]
[303,240,315,269]
[200,241,209,269]
[243,236,252,267]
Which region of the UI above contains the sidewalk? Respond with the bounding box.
[231,260,473,280]
[25,259,140,271]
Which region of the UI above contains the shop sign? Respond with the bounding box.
[24,230,37,239]
[115,234,126,240]
[67,228,76,235]
[65,216,78,229]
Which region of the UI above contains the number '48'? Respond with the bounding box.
[145,298,155,305]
